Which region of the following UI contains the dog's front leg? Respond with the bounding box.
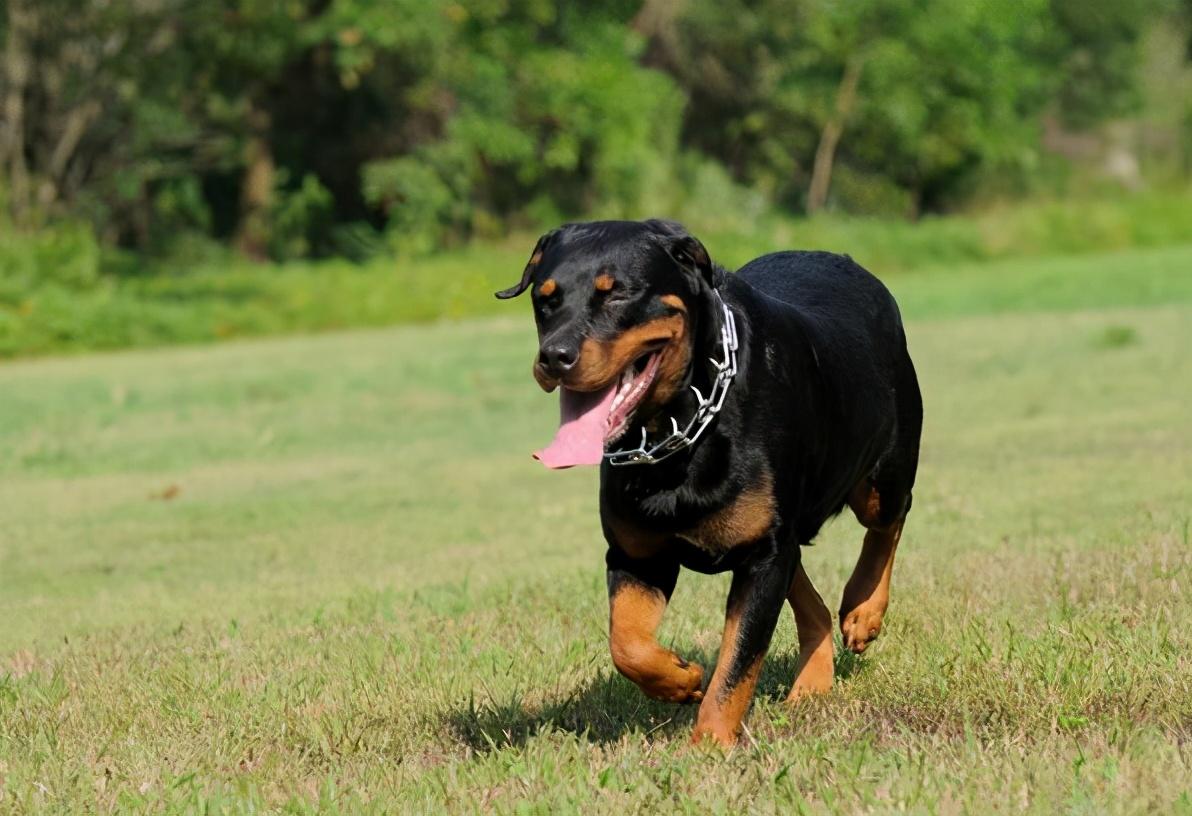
[606,546,705,704]
[692,537,796,747]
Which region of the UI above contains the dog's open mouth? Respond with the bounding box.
[533,351,662,469]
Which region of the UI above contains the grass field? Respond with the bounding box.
[2,245,1191,813]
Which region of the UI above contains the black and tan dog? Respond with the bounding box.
[496,219,922,746]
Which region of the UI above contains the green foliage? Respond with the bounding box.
[685,188,1192,272]
[366,3,685,247]
[655,0,1063,212]
[0,223,102,300]
[1049,0,1165,128]
[363,145,474,255]
[3,0,1188,264]
[268,174,336,260]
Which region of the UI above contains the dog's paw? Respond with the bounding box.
[666,655,706,703]
[840,604,885,653]
[690,722,738,749]
[786,644,834,701]
[641,655,704,704]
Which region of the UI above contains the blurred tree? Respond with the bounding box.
[361,0,683,252]
[645,0,1060,215]
[1,0,1187,261]
[0,0,189,233]
[1048,0,1164,128]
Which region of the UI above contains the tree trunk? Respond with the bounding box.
[235,109,275,260]
[807,55,865,215]
[631,0,684,67]
[3,0,34,224]
[37,99,102,209]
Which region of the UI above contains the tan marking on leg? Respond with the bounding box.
[849,481,884,528]
[609,584,704,703]
[786,563,834,700]
[691,609,764,747]
[840,520,903,653]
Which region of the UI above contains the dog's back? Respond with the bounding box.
[737,250,904,350]
[734,250,922,533]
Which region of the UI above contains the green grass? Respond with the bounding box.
[3,190,1191,358]
[1,248,1191,812]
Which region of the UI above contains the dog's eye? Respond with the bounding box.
[598,283,635,307]
[534,282,560,313]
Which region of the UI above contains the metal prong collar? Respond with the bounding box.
[604,290,738,466]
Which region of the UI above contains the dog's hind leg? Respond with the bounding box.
[606,547,705,704]
[841,350,922,654]
[839,480,908,653]
[786,561,834,699]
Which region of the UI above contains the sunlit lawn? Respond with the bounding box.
[1,246,1190,812]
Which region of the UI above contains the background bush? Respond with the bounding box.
[3,190,1192,359]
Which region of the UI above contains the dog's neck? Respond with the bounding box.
[677,283,734,413]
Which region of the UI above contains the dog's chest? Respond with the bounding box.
[606,471,775,557]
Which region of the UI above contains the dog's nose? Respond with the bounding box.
[538,344,577,377]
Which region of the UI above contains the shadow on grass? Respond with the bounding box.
[444,641,869,752]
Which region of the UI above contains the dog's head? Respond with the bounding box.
[495,219,718,468]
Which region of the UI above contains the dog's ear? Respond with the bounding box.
[495,229,558,300]
[646,219,716,290]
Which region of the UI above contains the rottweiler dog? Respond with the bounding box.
[496,219,922,746]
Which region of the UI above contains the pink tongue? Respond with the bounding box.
[533,385,617,469]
